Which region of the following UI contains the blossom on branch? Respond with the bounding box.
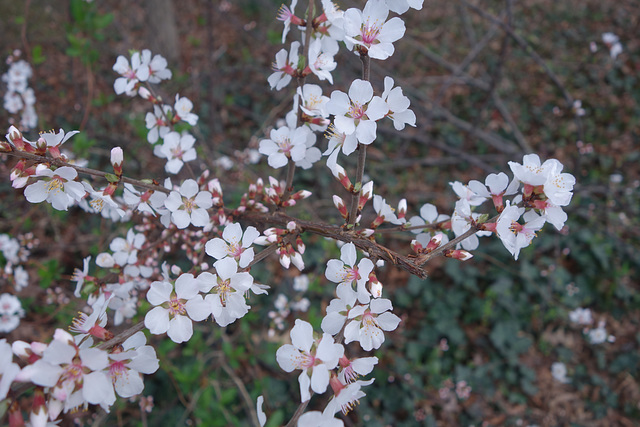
[154,131,197,174]
[164,179,212,229]
[205,222,260,268]
[23,165,86,211]
[144,274,210,343]
[200,258,254,327]
[326,79,388,151]
[325,242,375,304]
[343,0,406,60]
[259,125,311,169]
[276,319,344,402]
[343,298,401,351]
[268,41,300,90]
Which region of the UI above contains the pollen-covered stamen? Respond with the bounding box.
[341,398,360,415]
[276,4,294,22]
[109,360,127,378]
[360,21,382,46]
[167,297,186,316]
[90,198,105,212]
[305,94,322,110]
[45,177,65,195]
[170,146,184,159]
[362,310,378,329]
[548,174,569,190]
[339,356,358,383]
[276,137,294,156]
[182,197,195,213]
[509,221,524,234]
[60,361,85,384]
[216,278,232,307]
[341,266,359,284]
[227,241,243,259]
[70,313,90,334]
[348,102,366,120]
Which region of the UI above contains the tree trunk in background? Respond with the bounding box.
[144,0,180,64]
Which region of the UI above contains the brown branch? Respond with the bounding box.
[2,150,170,194]
[415,213,500,265]
[97,321,146,350]
[239,210,428,279]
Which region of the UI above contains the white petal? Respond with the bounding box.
[185,295,211,321]
[321,312,346,336]
[147,281,173,306]
[376,312,401,331]
[144,306,170,334]
[298,370,311,402]
[167,315,193,343]
[175,273,199,300]
[340,243,357,267]
[171,210,191,229]
[310,364,330,394]
[290,319,314,352]
[205,238,229,259]
[276,344,301,372]
[83,371,115,405]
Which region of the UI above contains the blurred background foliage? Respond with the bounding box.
[0,0,639,425]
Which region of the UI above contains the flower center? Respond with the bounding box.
[183,197,195,213]
[171,146,184,159]
[348,103,366,120]
[46,177,64,195]
[228,242,243,259]
[360,22,381,46]
[109,360,127,378]
[217,278,232,306]
[362,311,378,328]
[509,221,523,234]
[90,198,105,212]
[168,297,186,316]
[277,137,294,155]
[342,266,359,284]
[61,362,85,383]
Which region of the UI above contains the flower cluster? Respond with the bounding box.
[0,1,580,425]
[2,53,37,129]
[6,327,158,422]
[0,293,24,333]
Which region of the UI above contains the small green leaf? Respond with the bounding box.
[105,173,119,183]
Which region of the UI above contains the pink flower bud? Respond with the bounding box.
[397,199,407,219]
[138,86,152,100]
[444,249,473,261]
[426,233,444,252]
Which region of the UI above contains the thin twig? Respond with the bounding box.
[347,53,371,227]
[220,354,261,427]
[2,150,170,193]
[282,0,316,203]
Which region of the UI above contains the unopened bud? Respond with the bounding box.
[444,249,473,261]
[426,233,444,252]
[111,147,124,176]
[138,86,152,100]
[290,252,304,270]
[280,254,291,269]
[397,199,407,219]
[369,272,383,298]
[333,195,348,219]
